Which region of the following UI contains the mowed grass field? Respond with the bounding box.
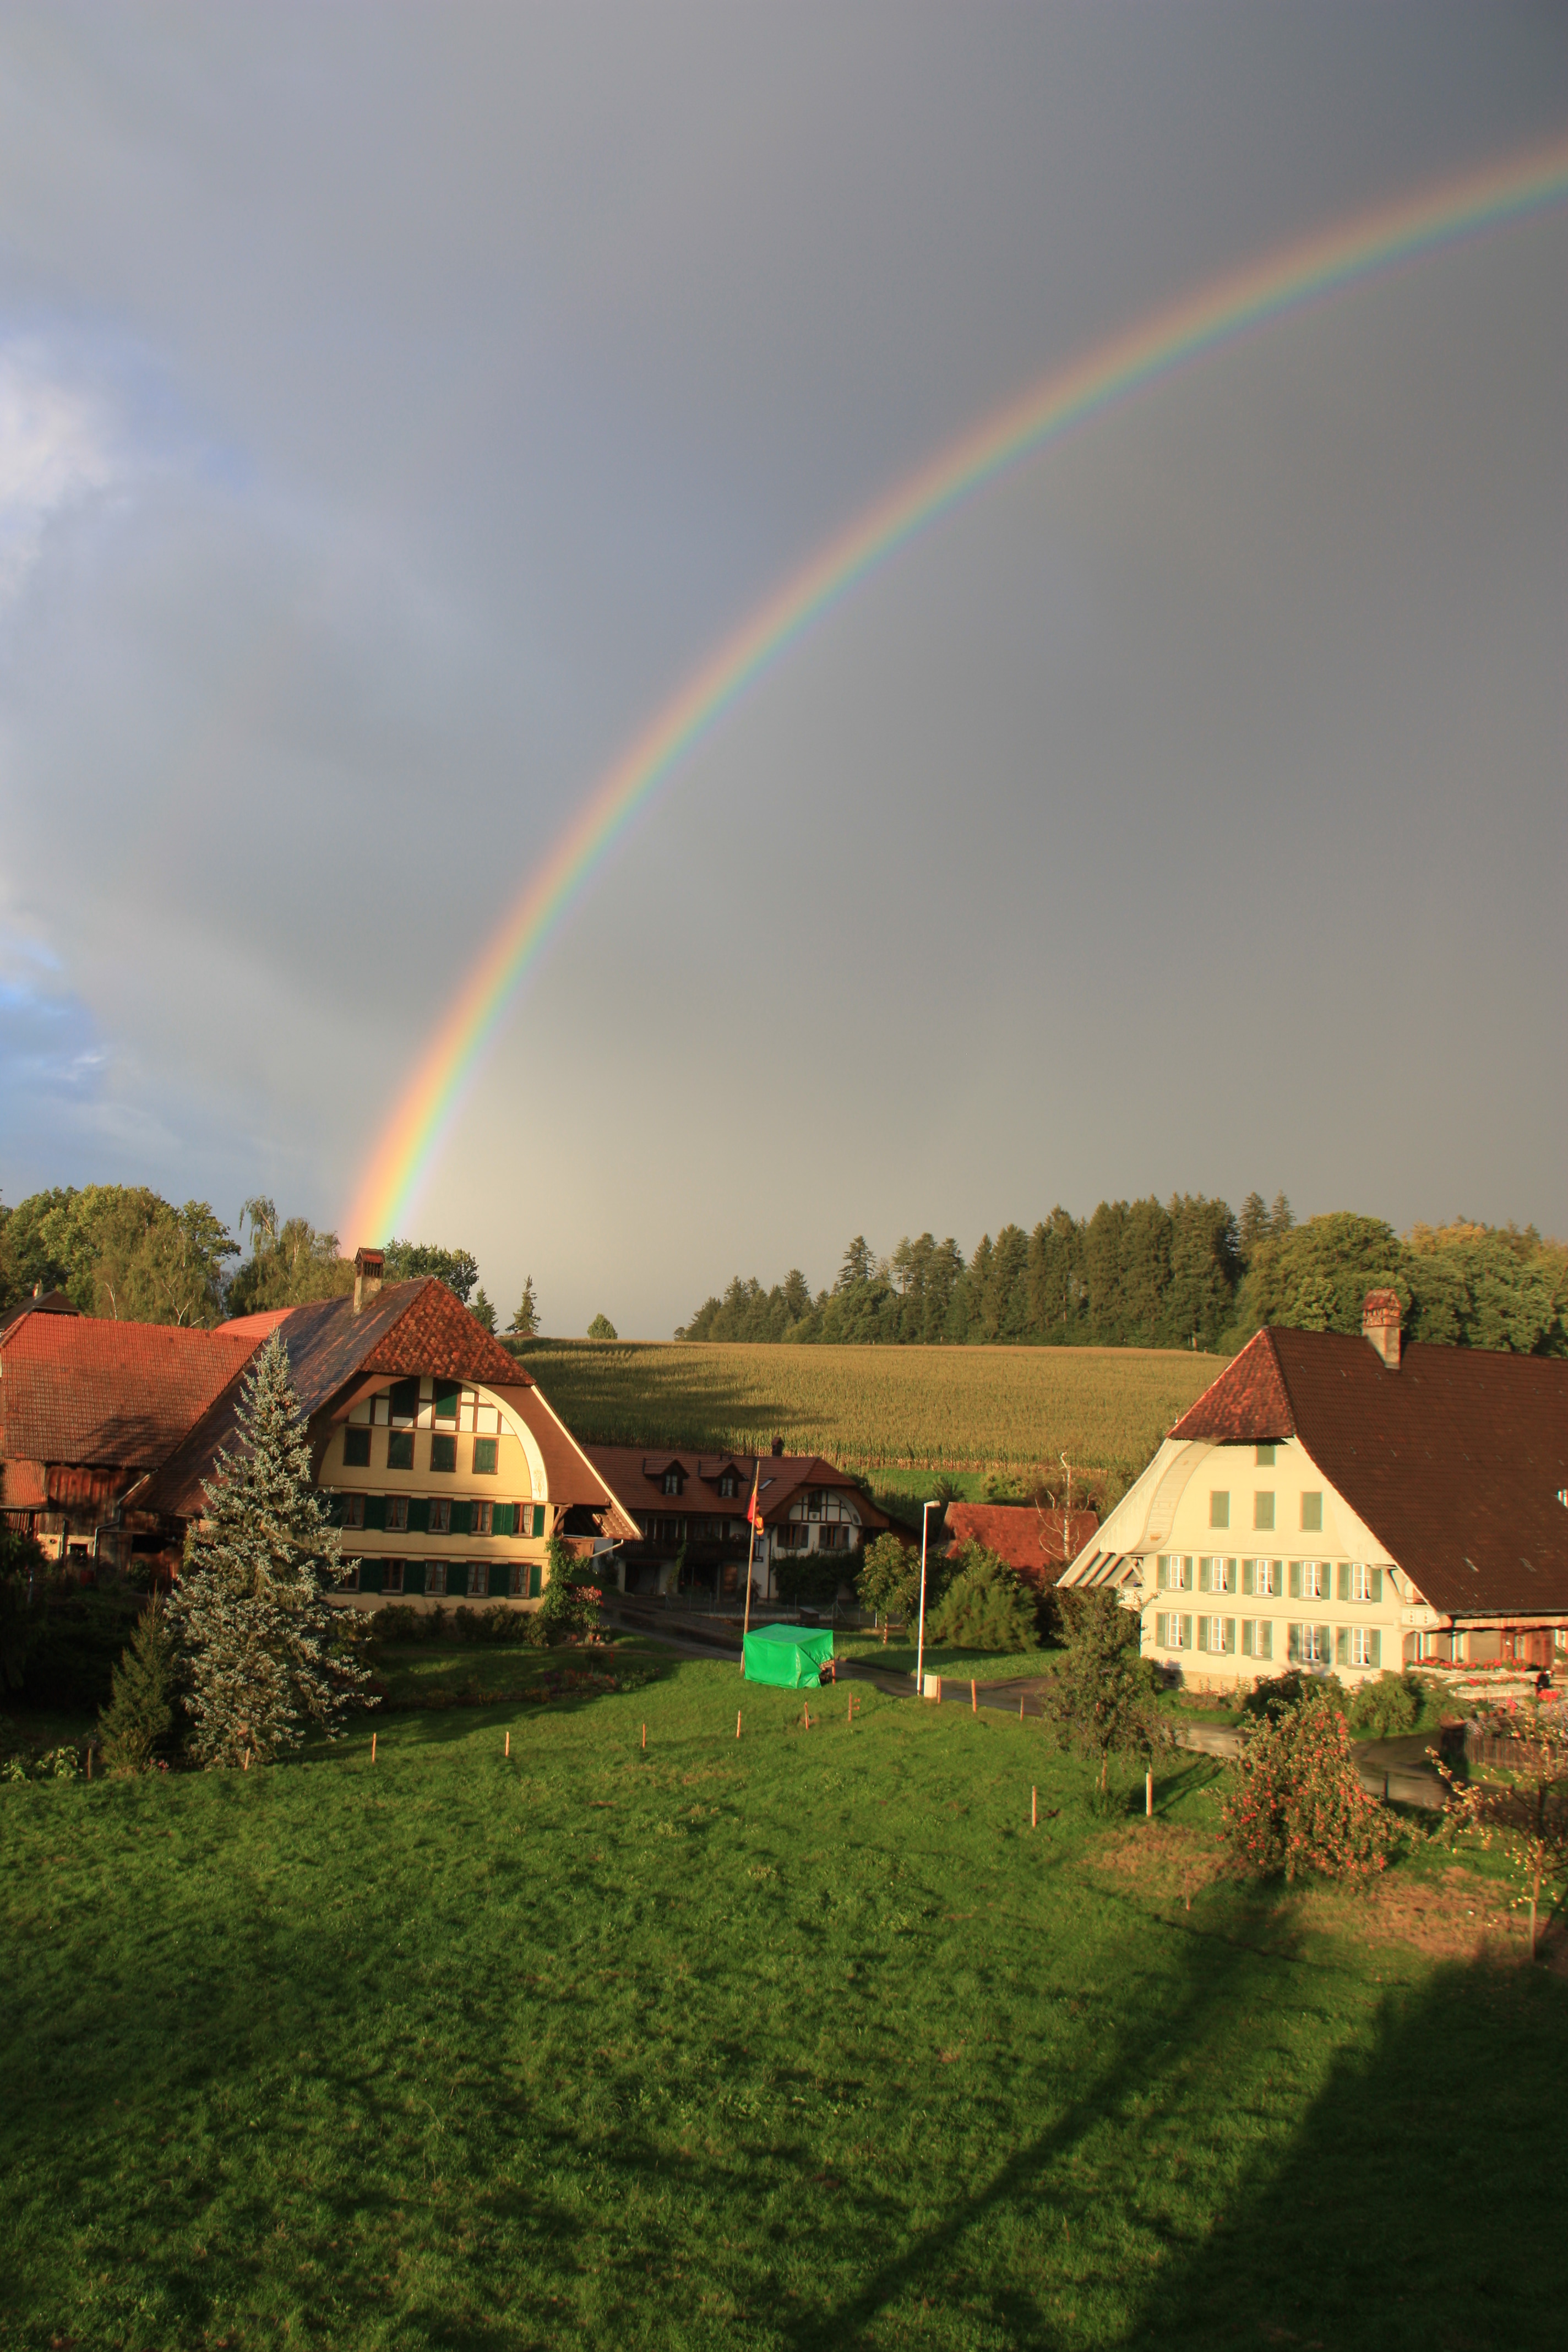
[512,1341,1225,1481]
[4,1638,1562,2352]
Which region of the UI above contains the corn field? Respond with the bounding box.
[514,1340,1223,1485]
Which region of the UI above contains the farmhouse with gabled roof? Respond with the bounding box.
[2,1249,638,1610]
[585,1443,892,1597]
[1059,1289,1568,1685]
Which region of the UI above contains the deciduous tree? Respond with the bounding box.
[1043,1587,1164,1793]
[1221,1688,1394,1883]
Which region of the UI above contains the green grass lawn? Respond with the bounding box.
[835,1633,1050,1686]
[3,1641,1562,2351]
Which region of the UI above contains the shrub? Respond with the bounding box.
[539,1534,602,1645]
[1242,1670,1347,1723]
[372,1605,425,1646]
[98,1599,179,1774]
[1347,1670,1423,1738]
[1044,1587,1164,1792]
[928,1544,1039,1653]
[774,1547,857,1608]
[1220,1690,1395,1883]
[1,1525,49,1692]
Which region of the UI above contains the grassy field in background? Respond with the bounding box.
[4,1636,1561,2351]
[512,1340,1223,1484]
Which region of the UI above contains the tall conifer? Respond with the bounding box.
[170,1332,371,1766]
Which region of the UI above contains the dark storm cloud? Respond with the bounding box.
[0,4,1563,1330]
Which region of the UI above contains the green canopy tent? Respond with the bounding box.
[742,1621,834,1690]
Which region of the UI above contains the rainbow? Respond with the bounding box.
[345,131,1568,1246]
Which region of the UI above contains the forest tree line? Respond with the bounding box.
[0,1187,530,1334]
[677,1193,1568,1357]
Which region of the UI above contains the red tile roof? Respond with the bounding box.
[0,1311,264,1476]
[1169,1329,1568,1617]
[944,1502,1101,1582]
[140,1280,536,1518]
[583,1446,892,1535]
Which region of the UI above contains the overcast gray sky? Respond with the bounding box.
[1,3,1564,1335]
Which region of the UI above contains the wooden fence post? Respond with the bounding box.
[971,1679,977,1714]
[1031,1785,1037,1830]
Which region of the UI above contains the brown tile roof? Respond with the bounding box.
[944,1502,1101,1582]
[1169,1329,1568,1617]
[0,1311,265,1477]
[130,1281,643,1540]
[582,1446,892,1534]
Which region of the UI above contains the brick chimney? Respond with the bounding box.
[353,1246,385,1316]
[1362,1288,1402,1369]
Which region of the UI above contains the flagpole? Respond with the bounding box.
[741,1463,759,1675]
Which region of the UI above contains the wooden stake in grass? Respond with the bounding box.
[505,1729,511,1758]
[736,1710,742,1740]
[370,1732,376,1765]
[1020,1695,1025,1722]
[641,1723,646,1751]
[1146,1767,1153,1819]
[1032,1785,1037,1830]
[971,1678,978,1714]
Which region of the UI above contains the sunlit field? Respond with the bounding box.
[511,1340,1223,1484]
[3,1637,1559,2351]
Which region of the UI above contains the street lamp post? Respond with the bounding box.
[917,1499,939,1695]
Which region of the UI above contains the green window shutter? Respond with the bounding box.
[408,1497,430,1536]
[361,1561,384,1595]
[364,1494,387,1532]
[1370,1567,1384,1603]
[1196,1616,1208,1653]
[1157,1556,1169,1590]
[1224,1618,1235,1655]
[532,1504,546,1538]
[1369,1629,1381,1668]
[1336,1561,1351,1602]
[529,1561,542,1599]
[493,1501,516,1537]
[451,1500,473,1537]
[1179,1614,1191,1650]
[1197,1558,1209,1594]
[1335,1625,1349,1667]
[1240,1620,1253,1658]
[1259,1619,1272,1661]
[1287,1623,1301,1665]
[1289,1561,1302,1601]
[1242,1559,1254,1597]
[433,1378,460,1422]
[406,1561,427,1597]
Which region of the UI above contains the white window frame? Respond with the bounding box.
[1352,1562,1373,1603]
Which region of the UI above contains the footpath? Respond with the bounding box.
[615,1604,1446,1810]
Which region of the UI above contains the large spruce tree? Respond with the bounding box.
[171,1332,370,1766]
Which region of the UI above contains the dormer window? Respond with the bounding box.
[662,1470,681,1496]
[719,1472,738,1499]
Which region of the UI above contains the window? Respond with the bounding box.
[344,1427,371,1469]
[662,1471,680,1496]
[1300,1561,1325,1600]
[427,1498,451,1536]
[1209,1491,1230,1529]
[389,1377,420,1428]
[385,1497,410,1534]
[1254,1492,1275,1531]
[1156,1612,1191,1649]
[719,1472,738,1499]
[1289,1623,1329,1667]
[1244,1558,1276,1597]
[1197,1615,1230,1654]
[1255,1444,1276,1467]
[472,1500,494,1538]
[467,1562,488,1598]
[433,1379,460,1424]
[1165,1555,1188,1591]
[1241,1619,1274,1661]
[340,1494,366,1532]
[509,1563,526,1597]
[430,1434,456,1474]
[1351,1561,1374,1603]
[820,1524,851,1551]
[425,1561,447,1598]
[473,1437,498,1476]
[382,1561,405,1597]
[387,1431,414,1472]
[778,1523,810,1550]
[1347,1626,1378,1668]
[340,1560,361,1592]
[1300,1492,1323,1533]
